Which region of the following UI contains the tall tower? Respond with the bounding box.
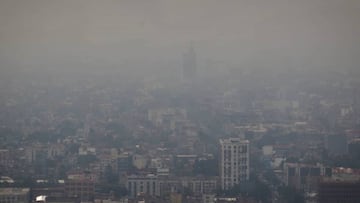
[182,44,197,81]
[219,138,250,190]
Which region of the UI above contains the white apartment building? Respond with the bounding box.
[219,138,250,190]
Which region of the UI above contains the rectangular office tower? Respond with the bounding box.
[219,138,250,190]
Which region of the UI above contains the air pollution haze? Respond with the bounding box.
[0,0,359,78]
[2,1,360,202]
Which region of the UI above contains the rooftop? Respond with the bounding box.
[220,138,249,144]
[0,188,30,195]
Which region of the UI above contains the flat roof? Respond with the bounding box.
[0,188,30,195]
[220,138,249,144]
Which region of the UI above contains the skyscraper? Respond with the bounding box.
[219,138,250,190]
[182,44,197,81]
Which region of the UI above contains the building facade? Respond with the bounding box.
[219,138,250,190]
[65,173,95,202]
[318,180,360,203]
[0,188,29,203]
[126,174,159,198]
[283,163,332,192]
[126,174,218,199]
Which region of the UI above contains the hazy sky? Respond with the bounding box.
[0,0,359,74]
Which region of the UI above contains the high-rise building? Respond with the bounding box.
[182,45,197,81]
[219,138,250,190]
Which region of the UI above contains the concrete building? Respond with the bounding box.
[0,149,10,167]
[65,173,95,202]
[158,178,181,198]
[219,138,250,190]
[214,197,256,203]
[132,154,148,170]
[126,173,218,199]
[117,153,131,173]
[318,180,360,203]
[0,188,30,203]
[126,174,159,198]
[284,163,332,192]
[262,145,273,156]
[25,144,46,163]
[47,143,65,159]
[32,187,65,199]
[202,194,216,203]
[181,177,218,196]
[36,196,80,203]
[170,193,182,203]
